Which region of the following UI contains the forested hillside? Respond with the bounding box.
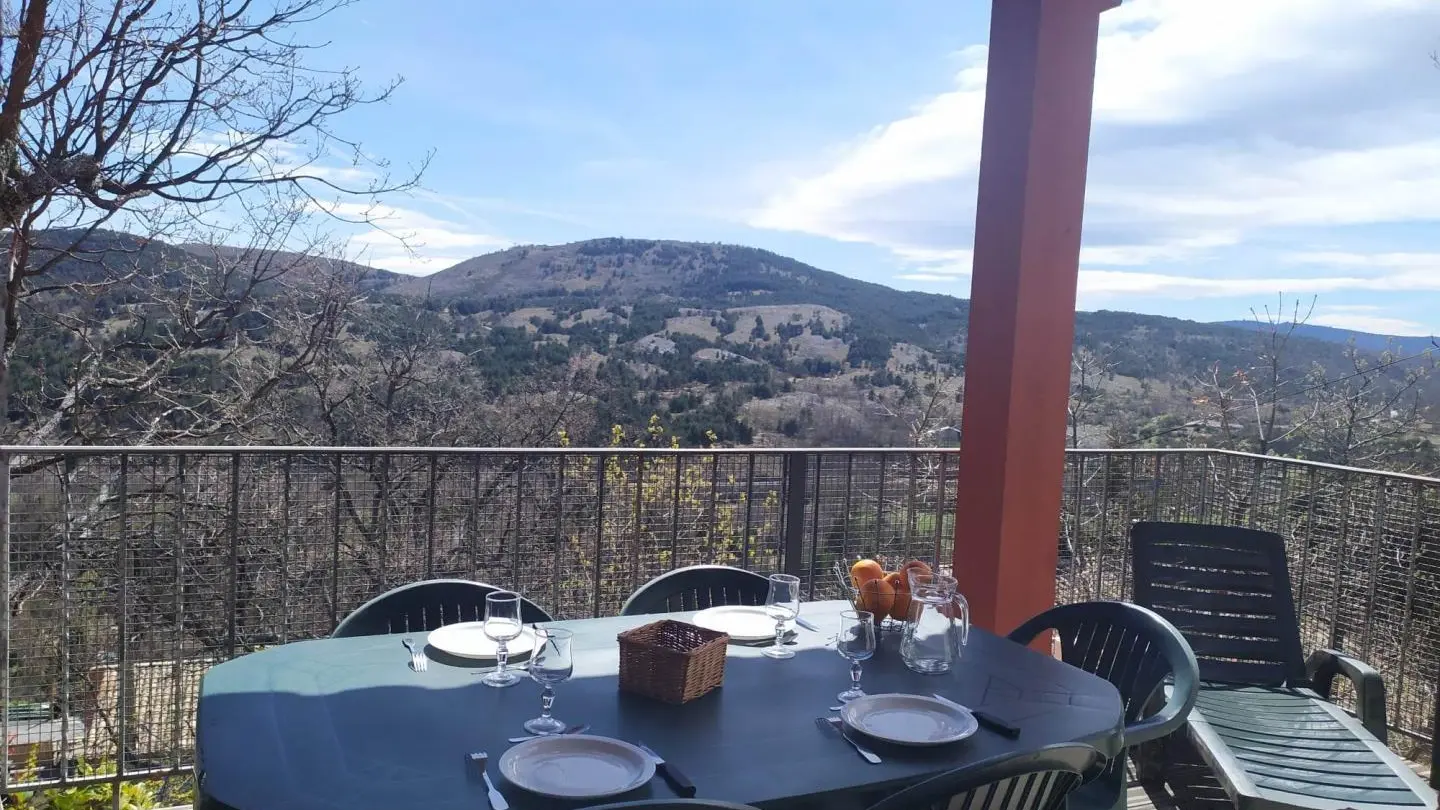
[7,231,1437,471]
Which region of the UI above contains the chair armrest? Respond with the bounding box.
[1126,664,1200,746]
[1007,603,1201,747]
[1306,648,1388,743]
[1124,607,1200,746]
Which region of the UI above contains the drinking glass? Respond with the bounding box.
[836,610,876,702]
[524,628,574,735]
[763,573,801,660]
[482,591,524,687]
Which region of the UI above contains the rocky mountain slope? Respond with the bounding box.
[8,230,1428,450]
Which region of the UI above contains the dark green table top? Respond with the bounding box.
[196,601,1124,810]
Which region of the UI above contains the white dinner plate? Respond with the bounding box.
[691,605,780,642]
[840,693,979,746]
[499,735,656,799]
[425,622,537,660]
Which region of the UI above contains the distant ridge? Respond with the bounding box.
[1213,321,1436,357]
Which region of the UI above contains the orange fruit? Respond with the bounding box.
[849,559,885,589]
[884,571,912,621]
[858,578,895,616]
[901,559,932,579]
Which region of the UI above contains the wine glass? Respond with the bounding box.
[763,573,801,660]
[836,610,876,702]
[482,591,524,687]
[524,628,575,735]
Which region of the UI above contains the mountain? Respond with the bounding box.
[381,238,1384,383]
[9,229,1434,451]
[177,243,405,292]
[382,238,971,352]
[1214,321,1437,357]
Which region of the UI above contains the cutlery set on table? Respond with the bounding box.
[474,734,696,805]
[815,692,1019,765]
[405,575,1014,808]
[408,591,707,807]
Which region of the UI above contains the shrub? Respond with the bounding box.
[6,753,194,810]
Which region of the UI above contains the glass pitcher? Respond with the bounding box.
[901,571,971,674]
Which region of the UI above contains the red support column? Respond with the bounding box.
[952,0,1118,634]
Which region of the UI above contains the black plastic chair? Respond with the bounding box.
[620,565,770,616]
[332,578,553,638]
[1131,521,1435,810]
[584,795,766,801]
[863,743,1099,810]
[1007,601,1198,810]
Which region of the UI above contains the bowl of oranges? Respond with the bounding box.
[833,556,933,628]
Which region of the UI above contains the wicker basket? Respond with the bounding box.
[617,620,729,704]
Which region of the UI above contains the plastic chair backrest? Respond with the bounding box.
[620,565,771,616]
[863,744,1099,810]
[1131,521,1306,686]
[1008,601,1200,809]
[332,579,554,638]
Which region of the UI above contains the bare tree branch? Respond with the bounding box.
[0,0,427,419]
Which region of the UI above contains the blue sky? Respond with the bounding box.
[309,0,1440,336]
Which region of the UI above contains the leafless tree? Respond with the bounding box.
[1238,295,1315,455]
[1068,344,1114,448]
[255,305,599,589]
[288,305,595,450]
[865,367,963,448]
[1192,360,1243,450]
[0,0,426,731]
[8,195,369,445]
[0,0,424,416]
[1295,342,1433,470]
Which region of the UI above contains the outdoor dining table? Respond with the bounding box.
[195,600,1125,810]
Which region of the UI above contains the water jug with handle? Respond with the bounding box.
[901,570,970,674]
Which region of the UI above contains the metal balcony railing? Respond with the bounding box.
[2,445,1438,797]
[1062,448,1440,756]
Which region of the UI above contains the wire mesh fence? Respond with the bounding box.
[4,445,1438,797]
[1060,448,1440,756]
[0,446,956,795]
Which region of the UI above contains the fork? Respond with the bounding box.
[402,638,427,672]
[815,717,881,764]
[469,752,509,810]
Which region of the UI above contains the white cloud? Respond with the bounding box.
[324,201,513,274]
[1308,304,1436,335]
[1311,313,1433,336]
[1078,271,1360,300]
[894,246,974,279]
[749,0,1440,299]
[176,132,384,189]
[1090,0,1425,124]
[1284,252,1440,271]
[904,267,1424,302]
[1080,234,1240,266]
[1323,304,1385,313]
[1076,265,1440,304]
[749,45,988,245]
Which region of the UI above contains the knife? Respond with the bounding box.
[637,740,696,797]
[795,616,820,632]
[931,693,1021,739]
